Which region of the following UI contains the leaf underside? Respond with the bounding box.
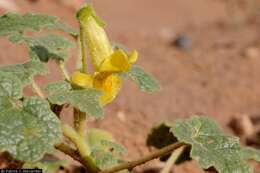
[171,116,253,173]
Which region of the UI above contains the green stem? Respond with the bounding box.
[160,146,186,173]
[74,108,87,138]
[62,124,91,156]
[62,124,99,172]
[80,26,87,73]
[55,143,100,173]
[32,80,45,98]
[58,60,70,81]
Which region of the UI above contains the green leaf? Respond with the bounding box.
[44,81,72,95]
[48,89,103,118]
[122,66,160,93]
[25,34,74,61]
[47,22,78,37]
[91,149,118,169]
[86,128,126,153]
[0,96,62,162]
[171,116,252,173]
[0,61,48,87]
[87,128,115,149]
[242,147,260,162]
[0,13,57,37]
[0,72,23,99]
[100,140,127,154]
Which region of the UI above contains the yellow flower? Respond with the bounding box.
[73,4,138,105]
[72,72,122,105]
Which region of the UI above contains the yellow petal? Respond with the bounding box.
[99,49,130,73]
[129,50,138,63]
[94,74,122,105]
[71,71,94,88]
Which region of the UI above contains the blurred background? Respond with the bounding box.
[0,0,259,172]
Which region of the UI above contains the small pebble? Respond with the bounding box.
[244,47,259,59]
[117,111,126,122]
[172,35,192,51]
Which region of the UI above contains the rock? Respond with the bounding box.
[172,35,192,51]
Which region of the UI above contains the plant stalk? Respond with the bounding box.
[32,80,45,98]
[160,146,186,173]
[55,143,100,173]
[101,142,186,173]
[62,124,91,156]
[62,124,98,171]
[58,60,70,81]
[74,108,87,138]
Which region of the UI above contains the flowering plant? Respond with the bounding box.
[0,4,259,173]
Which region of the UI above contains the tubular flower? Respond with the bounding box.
[72,5,138,105]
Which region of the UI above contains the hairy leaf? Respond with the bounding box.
[25,34,74,61]
[100,140,127,154]
[91,149,118,169]
[0,13,57,37]
[0,13,77,38]
[44,81,71,95]
[48,89,103,118]
[171,117,252,173]
[87,128,114,149]
[0,72,23,99]
[0,61,48,87]
[87,128,127,169]
[122,66,160,93]
[0,96,61,162]
[47,22,78,37]
[87,128,126,153]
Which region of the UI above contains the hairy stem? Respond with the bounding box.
[55,143,100,173]
[101,142,186,173]
[58,60,70,81]
[32,80,45,98]
[62,124,98,171]
[74,108,87,138]
[79,26,87,73]
[62,124,91,156]
[160,146,186,173]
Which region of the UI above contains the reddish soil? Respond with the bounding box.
[0,0,260,172]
